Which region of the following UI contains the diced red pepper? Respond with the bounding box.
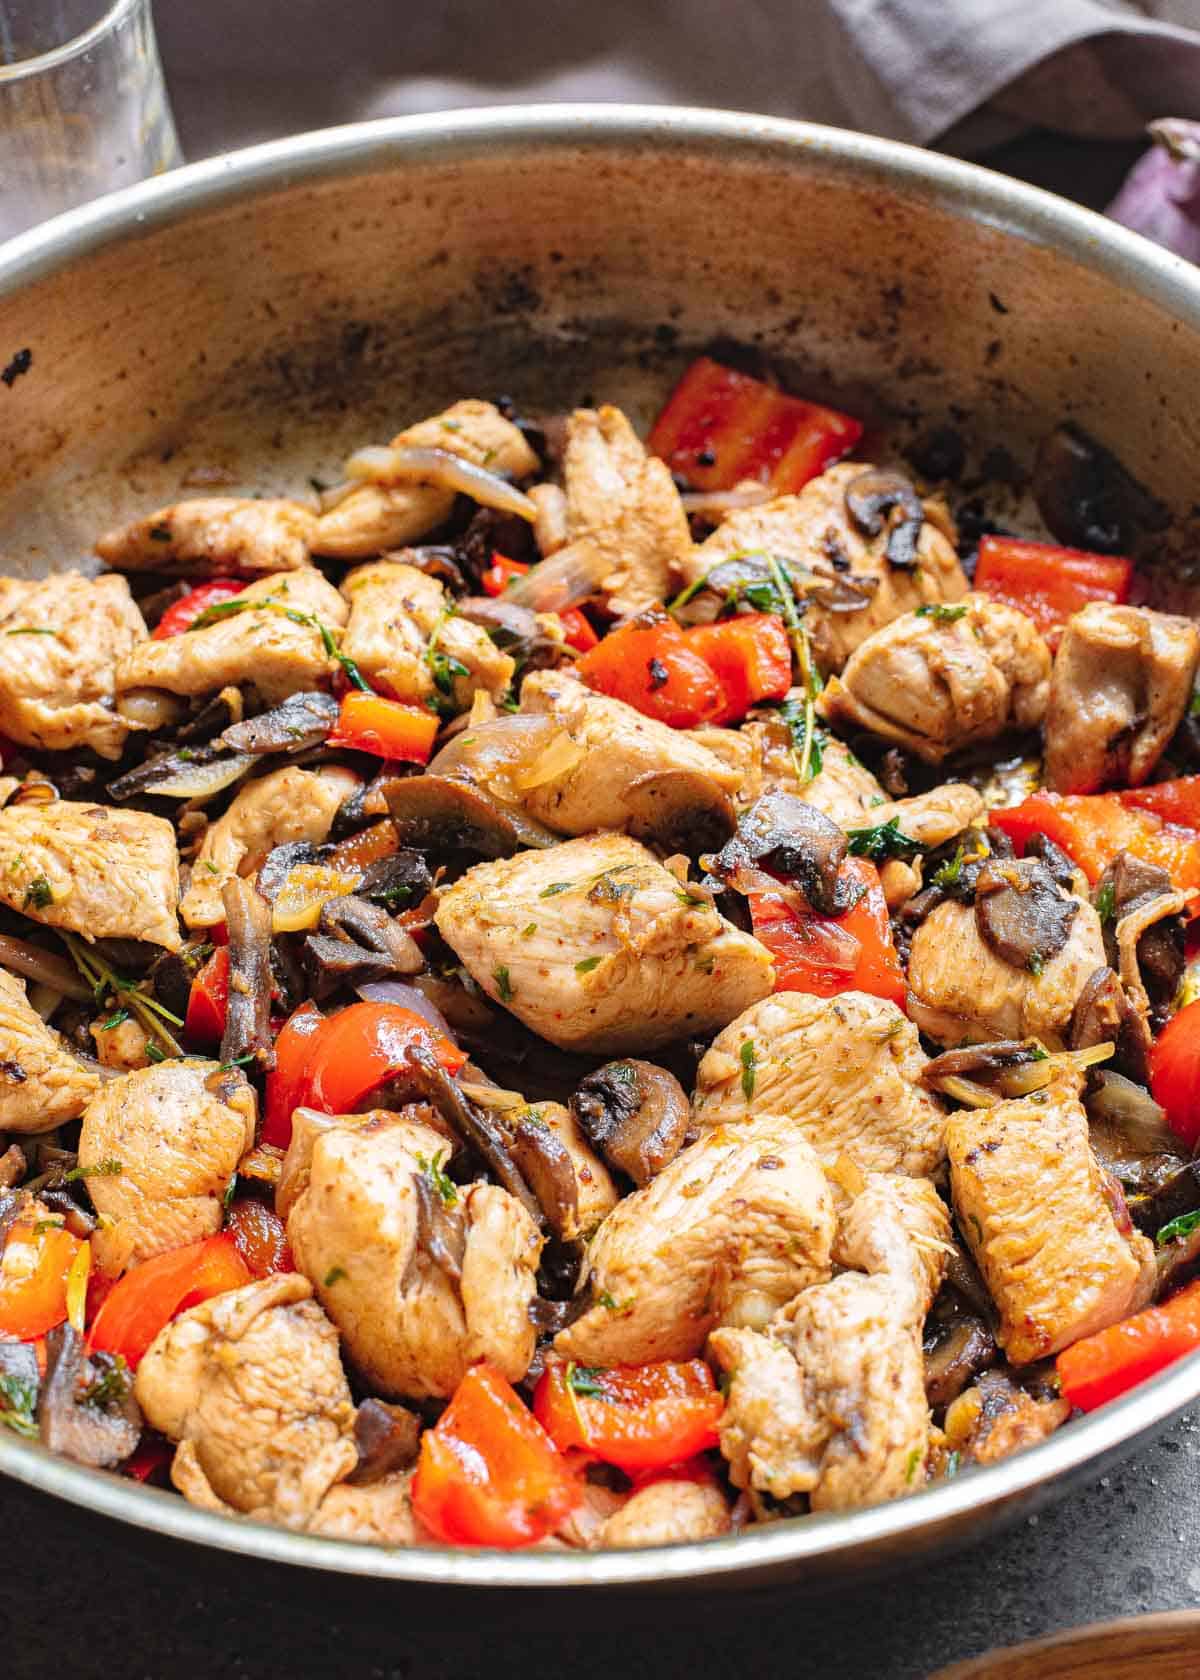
[749,856,907,1008]
[289,1001,466,1123]
[481,552,531,597]
[991,791,1200,894]
[152,579,246,639]
[262,1002,323,1149]
[973,536,1132,649]
[684,613,793,724]
[1119,777,1200,831]
[184,946,229,1045]
[327,691,439,765]
[122,1434,173,1484]
[557,607,600,653]
[647,356,863,494]
[225,1198,294,1277]
[533,1358,723,1474]
[1057,1277,1200,1412]
[412,1363,580,1547]
[0,1208,83,1340]
[1149,998,1200,1150]
[87,1233,251,1368]
[576,614,724,729]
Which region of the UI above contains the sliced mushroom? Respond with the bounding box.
[319,896,422,966]
[713,791,849,916]
[38,1324,141,1468]
[256,840,325,903]
[347,1398,422,1485]
[356,850,434,911]
[412,1170,467,1281]
[920,1040,1044,1089]
[0,1143,26,1190]
[301,934,416,1003]
[1023,832,1080,892]
[843,468,926,568]
[383,774,558,858]
[622,769,736,856]
[1069,966,1152,1083]
[509,1115,580,1241]
[570,1059,691,1187]
[106,741,227,802]
[219,876,275,1071]
[1097,853,1186,1021]
[221,691,339,755]
[1032,422,1169,555]
[924,1316,997,1409]
[973,858,1078,970]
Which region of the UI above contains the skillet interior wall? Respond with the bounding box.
[0,130,1197,579]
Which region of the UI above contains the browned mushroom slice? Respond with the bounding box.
[1032,422,1168,554]
[220,876,275,1071]
[383,774,558,858]
[920,1041,1044,1089]
[1069,966,1153,1083]
[844,469,926,568]
[713,791,849,915]
[221,691,339,755]
[39,1324,141,1468]
[974,859,1078,971]
[924,1316,997,1409]
[347,1398,422,1485]
[570,1058,691,1187]
[412,1170,467,1281]
[508,1113,580,1241]
[621,768,736,856]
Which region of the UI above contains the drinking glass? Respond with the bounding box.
[0,0,180,242]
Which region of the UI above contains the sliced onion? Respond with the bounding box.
[27,983,63,1021]
[1087,1069,1176,1154]
[679,487,773,517]
[0,934,91,1000]
[431,714,560,804]
[148,752,257,801]
[512,730,584,792]
[355,980,455,1042]
[998,1040,1115,1098]
[343,445,537,522]
[502,541,609,611]
[271,863,363,933]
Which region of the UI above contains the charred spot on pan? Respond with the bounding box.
[1,348,31,388]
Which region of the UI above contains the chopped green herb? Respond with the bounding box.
[777,694,826,784]
[97,1008,131,1032]
[596,1291,635,1313]
[81,1356,132,1409]
[323,1266,347,1287]
[565,1364,609,1400]
[223,1174,238,1209]
[740,1038,757,1101]
[493,964,514,1002]
[22,876,53,909]
[845,818,921,863]
[429,648,470,697]
[32,1217,65,1235]
[417,1150,458,1208]
[905,1447,922,1484]
[186,594,372,692]
[1189,689,1200,718]
[1157,1208,1200,1247]
[1095,880,1116,925]
[64,1157,123,1182]
[521,922,538,938]
[1027,951,1045,978]
[589,872,637,905]
[944,1450,961,1479]
[914,603,968,623]
[538,881,574,898]
[203,859,221,875]
[674,888,707,908]
[932,844,966,890]
[5,626,59,637]
[0,1371,38,1438]
[968,1213,984,1246]
[1030,1042,1050,1062]
[145,1042,166,1063]
[575,955,602,975]
[219,1052,256,1070]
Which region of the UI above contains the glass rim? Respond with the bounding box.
[0,0,144,83]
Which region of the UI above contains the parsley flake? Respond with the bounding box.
[492,964,514,1002]
[575,955,602,975]
[740,1038,757,1101]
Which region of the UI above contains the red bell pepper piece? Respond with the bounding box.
[262,1002,324,1149]
[412,1362,580,1547]
[557,607,600,653]
[748,856,907,1008]
[683,613,793,724]
[327,691,439,765]
[1149,998,1200,1150]
[225,1198,294,1278]
[647,356,863,494]
[1119,777,1200,830]
[991,791,1200,893]
[121,1434,173,1484]
[87,1233,252,1368]
[291,1001,466,1122]
[576,614,724,728]
[0,1208,83,1340]
[152,579,247,639]
[1057,1277,1200,1412]
[973,536,1132,648]
[481,552,530,596]
[184,946,229,1045]
[533,1358,723,1474]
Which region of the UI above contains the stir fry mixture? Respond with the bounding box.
[3,356,1200,1552]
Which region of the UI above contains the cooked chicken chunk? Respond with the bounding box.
[561,405,692,616]
[284,1110,541,1399]
[947,1084,1155,1364]
[710,1174,950,1509]
[0,572,146,759]
[79,1059,256,1276]
[313,400,539,559]
[867,784,985,851]
[340,559,514,709]
[684,463,968,674]
[943,1368,1070,1470]
[692,991,945,1178]
[135,1273,359,1526]
[0,800,181,950]
[89,1012,152,1072]
[518,669,740,836]
[592,1476,731,1548]
[821,594,1052,764]
[907,893,1107,1048]
[744,722,885,823]
[0,967,100,1133]
[180,765,358,929]
[556,1117,835,1366]
[115,569,347,707]
[95,498,317,575]
[434,833,774,1055]
[1044,602,1200,793]
[307,1469,426,1545]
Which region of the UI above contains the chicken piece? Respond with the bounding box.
[907,893,1107,1048]
[180,765,358,929]
[710,1173,950,1509]
[592,1476,731,1548]
[1044,602,1200,794]
[340,559,513,709]
[89,1011,151,1072]
[561,405,692,617]
[307,1469,426,1545]
[135,1273,359,1526]
[0,967,101,1133]
[684,463,968,674]
[517,669,740,836]
[692,991,945,1178]
[95,497,317,576]
[820,594,1051,764]
[746,723,886,824]
[115,569,347,707]
[556,1116,835,1366]
[942,1369,1070,1470]
[947,1085,1156,1364]
[867,783,985,851]
[529,482,568,556]
[79,1059,255,1276]
[0,572,146,760]
[284,1110,542,1400]
[435,833,774,1056]
[0,800,181,951]
[690,722,762,806]
[313,400,539,559]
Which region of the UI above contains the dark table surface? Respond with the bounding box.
[6,128,1189,1680]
